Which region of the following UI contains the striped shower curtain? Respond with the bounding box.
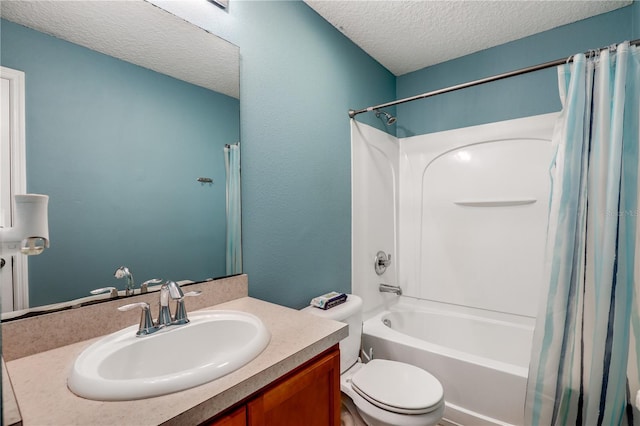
[525,42,640,425]
[224,142,242,275]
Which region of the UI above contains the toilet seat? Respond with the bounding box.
[350,359,444,415]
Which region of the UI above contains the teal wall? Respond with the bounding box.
[1,20,240,306]
[228,1,395,308]
[396,5,636,137]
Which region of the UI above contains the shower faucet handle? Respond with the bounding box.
[374,251,391,275]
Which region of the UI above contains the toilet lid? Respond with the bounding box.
[350,359,443,415]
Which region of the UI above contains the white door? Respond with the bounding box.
[1,66,28,312]
[1,76,13,312]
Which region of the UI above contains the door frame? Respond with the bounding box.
[1,66,28,310]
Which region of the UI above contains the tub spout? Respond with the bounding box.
[379,283,402,295]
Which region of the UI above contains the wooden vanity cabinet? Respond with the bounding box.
[210,406,246,426]
[207,345,340,426]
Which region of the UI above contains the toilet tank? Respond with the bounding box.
[302,294,363,373]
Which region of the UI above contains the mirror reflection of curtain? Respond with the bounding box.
[225,143,242,275]
[525,42,640,425]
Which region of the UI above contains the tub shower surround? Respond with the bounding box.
[351,113,557,425]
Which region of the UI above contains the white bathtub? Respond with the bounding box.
[362,304,534,426]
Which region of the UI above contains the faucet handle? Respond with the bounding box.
[90,286,118,298]
[173,290,202,325]
[118,302,158,336]
[140,278,162,294]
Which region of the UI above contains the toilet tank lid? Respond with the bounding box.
[301,294,362,320]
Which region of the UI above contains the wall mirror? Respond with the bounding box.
[0,0,240,316]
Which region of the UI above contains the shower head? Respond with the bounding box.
[374,109,397,125]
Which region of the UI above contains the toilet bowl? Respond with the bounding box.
[303,294,444,426]
[341,359,444,426]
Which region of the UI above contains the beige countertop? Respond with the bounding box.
[5,296,347,426]
[2,358,22,426]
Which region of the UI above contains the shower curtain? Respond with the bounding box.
[224,142,242,275]
[525,42,640,425]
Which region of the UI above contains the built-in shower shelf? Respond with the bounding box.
[454,199,536,207]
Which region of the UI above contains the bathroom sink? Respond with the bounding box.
[68,310,270,401]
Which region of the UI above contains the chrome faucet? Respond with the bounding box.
[93,277,161,299]
[158,280,184,327]
[114,266,135,296]
[119,280,201,337]
[379,283,402,295]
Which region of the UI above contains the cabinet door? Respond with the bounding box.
[208,405,246,426]
[247,346,340,426]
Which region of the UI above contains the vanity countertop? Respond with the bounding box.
[4,296,347,425]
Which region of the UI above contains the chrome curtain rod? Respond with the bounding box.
[348,38,640,119]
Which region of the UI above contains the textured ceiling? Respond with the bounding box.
[305,0,632,76]
[0,0,239,99]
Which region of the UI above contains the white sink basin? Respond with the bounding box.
[68,310,270,401]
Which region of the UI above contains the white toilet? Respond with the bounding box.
[303,294,444,426]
